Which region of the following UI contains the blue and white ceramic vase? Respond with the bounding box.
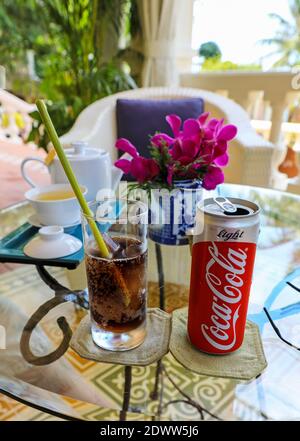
[148,179,203,246]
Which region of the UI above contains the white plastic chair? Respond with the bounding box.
[60,87,276,188]
[61,87,276,287]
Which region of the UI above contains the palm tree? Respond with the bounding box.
[262,0,300,67]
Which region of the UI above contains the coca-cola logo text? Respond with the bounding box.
[201,241,248,351]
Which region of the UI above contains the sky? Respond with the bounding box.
[192,0,293,68]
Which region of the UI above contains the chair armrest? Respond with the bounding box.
[198,89,276,187]
[60,101,118,161]
[60,87,278,188]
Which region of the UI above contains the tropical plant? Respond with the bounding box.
[262,0,300,67]
[199,41,260,72]
[199,41,221,60]
[30,0,135,103]
[0,0,137,150]
[201,58,261,72]
[27,100,80,151]
[116,0,144,85]
[0,0,44,75]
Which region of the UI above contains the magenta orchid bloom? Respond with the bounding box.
[151,113,236,171]
[202,165,225,190]
[114,112,237,190]
[115,139,159,183]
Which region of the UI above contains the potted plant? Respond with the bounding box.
[114,112,237,245]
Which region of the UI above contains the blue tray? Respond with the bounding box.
[0,222,84,269]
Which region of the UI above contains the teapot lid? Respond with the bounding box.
[58,141,106,161]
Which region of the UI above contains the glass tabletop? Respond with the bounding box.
[1,183,300,421]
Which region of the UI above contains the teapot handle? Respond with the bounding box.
[111,153,131,191]
[20,157,48,188]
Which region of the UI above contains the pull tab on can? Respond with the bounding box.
[214,197,237,213]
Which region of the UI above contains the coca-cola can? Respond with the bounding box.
[188,197,260,354]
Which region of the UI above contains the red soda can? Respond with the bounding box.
[188,197,260,354]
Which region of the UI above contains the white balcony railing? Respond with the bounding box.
[180,71,300,148]
[0,89,35,143]
[0,66,5,89]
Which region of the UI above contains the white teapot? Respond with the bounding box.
[21,141,124,201]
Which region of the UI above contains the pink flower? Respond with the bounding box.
[115,138,159,183]
[202,165,224,190]
[153,116,202,165]
[199,119,237,167]
[166,114,182,137]
[153,113,237,169]
[213,140,229,166]
[217,124,238,141]
[152,115,202,152]
[182,118,201,142]
[114,112,237,189]
[198,112,210,126]
[150,115,181,149]
[115,138,138,157]
[169,138,199,164]
[151,133,174,149]
[167,164,175,186]
[212,125,237,166]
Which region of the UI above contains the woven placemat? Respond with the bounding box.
[70,308,171,366]
[170,307,267,381]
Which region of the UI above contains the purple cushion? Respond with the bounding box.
[116,98,204,179]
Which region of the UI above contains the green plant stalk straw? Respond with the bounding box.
[36,99,110,258]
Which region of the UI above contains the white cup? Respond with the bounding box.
[25,183,87,226]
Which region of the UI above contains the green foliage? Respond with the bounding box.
[199,40,261,72]
[0,0,136,151]
[199,41,222,60]
[261,0,300,67]
[201,58,261,72]
[27,101,77,151]
[146,141,208,190]
[30,0,135,101]
[0,0,44,73]
[116,0,144,85]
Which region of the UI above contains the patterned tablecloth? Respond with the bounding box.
[1,184,300,421]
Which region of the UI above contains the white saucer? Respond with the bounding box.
[24,226,82,259]
[28,214,81,229]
